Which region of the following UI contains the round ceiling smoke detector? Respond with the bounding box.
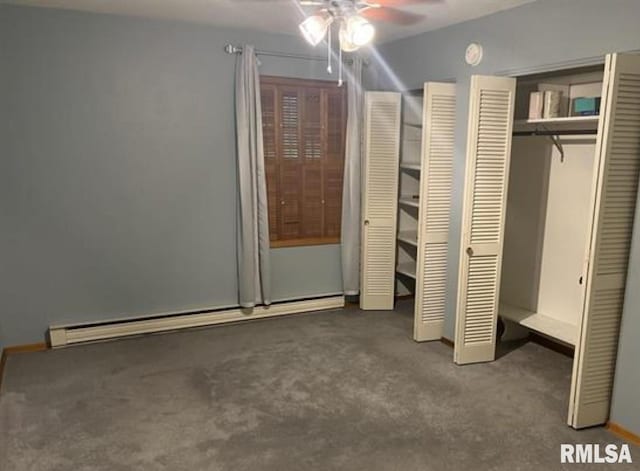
[465,43,483,67]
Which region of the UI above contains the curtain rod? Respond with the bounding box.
[224,44,367,66]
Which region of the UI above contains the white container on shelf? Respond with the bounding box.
[543,90,562,118]
[529,91,543,119]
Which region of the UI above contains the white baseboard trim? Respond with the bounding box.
[49,295,345,348]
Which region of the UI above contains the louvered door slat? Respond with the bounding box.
[414,83,456,341]
[569,53,640,429]
[454,76,516,364]
[361,92,401,310]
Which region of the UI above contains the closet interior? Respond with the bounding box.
[454,52,640,429]
[396,91,424,295]
[500,65,604,347]
[359,83,456,345]
[394,83,457,342]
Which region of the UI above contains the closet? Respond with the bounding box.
[360,83,456,345]
[501,66,604,347]
[454,53,640,429]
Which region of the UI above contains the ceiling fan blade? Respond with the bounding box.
[361,7,425,25]
[232,0,324,2]
[365,0,440,6]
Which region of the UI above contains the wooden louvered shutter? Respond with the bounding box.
[454,76,516,364]
[261,84,280,241]
[279,87,303,240]
[301,87,323,237]
[360,92,401,310]
[261,76,346,246]
[568,53,640,429]
[324,87,347,238]
[414,83,456,341]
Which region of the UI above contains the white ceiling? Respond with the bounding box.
[2,0,537,43]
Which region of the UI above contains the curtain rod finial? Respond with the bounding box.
[224,44,241,54]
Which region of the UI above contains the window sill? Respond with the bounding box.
[270,237,340,248]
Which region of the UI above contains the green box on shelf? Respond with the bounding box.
[572,97,601,116]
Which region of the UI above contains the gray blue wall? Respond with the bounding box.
[377,0,640,433]
[0,5,343,349]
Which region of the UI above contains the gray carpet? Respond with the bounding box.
[1,300,638,470]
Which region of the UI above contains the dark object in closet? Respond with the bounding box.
[497,317,505,341]
[530,333,574,358]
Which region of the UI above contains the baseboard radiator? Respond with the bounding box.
[49,295,345,348]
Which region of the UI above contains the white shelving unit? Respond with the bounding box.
[398,197,420,208]
[395,83,457,346]
[397,230,418,247]
[395,93,423,292]
[400,163,421,172]
[396,262,417,279]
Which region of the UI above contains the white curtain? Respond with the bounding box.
[235,45,271,308]
[341,56,364,295]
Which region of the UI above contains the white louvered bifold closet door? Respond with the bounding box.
[360,92,402,310]
[568,53,640,429]
[454,76,516,364]
[414,83,456,341]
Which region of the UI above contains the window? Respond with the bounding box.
[260,76,347,248]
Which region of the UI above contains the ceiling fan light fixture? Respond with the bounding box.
[339,21,359,52]
[344,15,375,47]
[299,14,331,46]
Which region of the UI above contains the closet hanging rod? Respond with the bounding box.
[513,130,598,136]
[513,129,597,163]
[223,44,367,66]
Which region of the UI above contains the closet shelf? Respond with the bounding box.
[513,115,600,135]
[516,116,599,125]
[396,262,416,279]
[397,230,418,247]
[403,122,422,128]
[398,197,420,208]
[400,163,421,172]
[499,303,577,346]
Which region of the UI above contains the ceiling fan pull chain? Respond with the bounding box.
[338,44,343,87]
[326,24,332,74]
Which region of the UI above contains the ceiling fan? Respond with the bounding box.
[300,0,435,28]
[297,0,437,52]
[235,0,437,48]
[295,0,435,84]
[237,0,438,84]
